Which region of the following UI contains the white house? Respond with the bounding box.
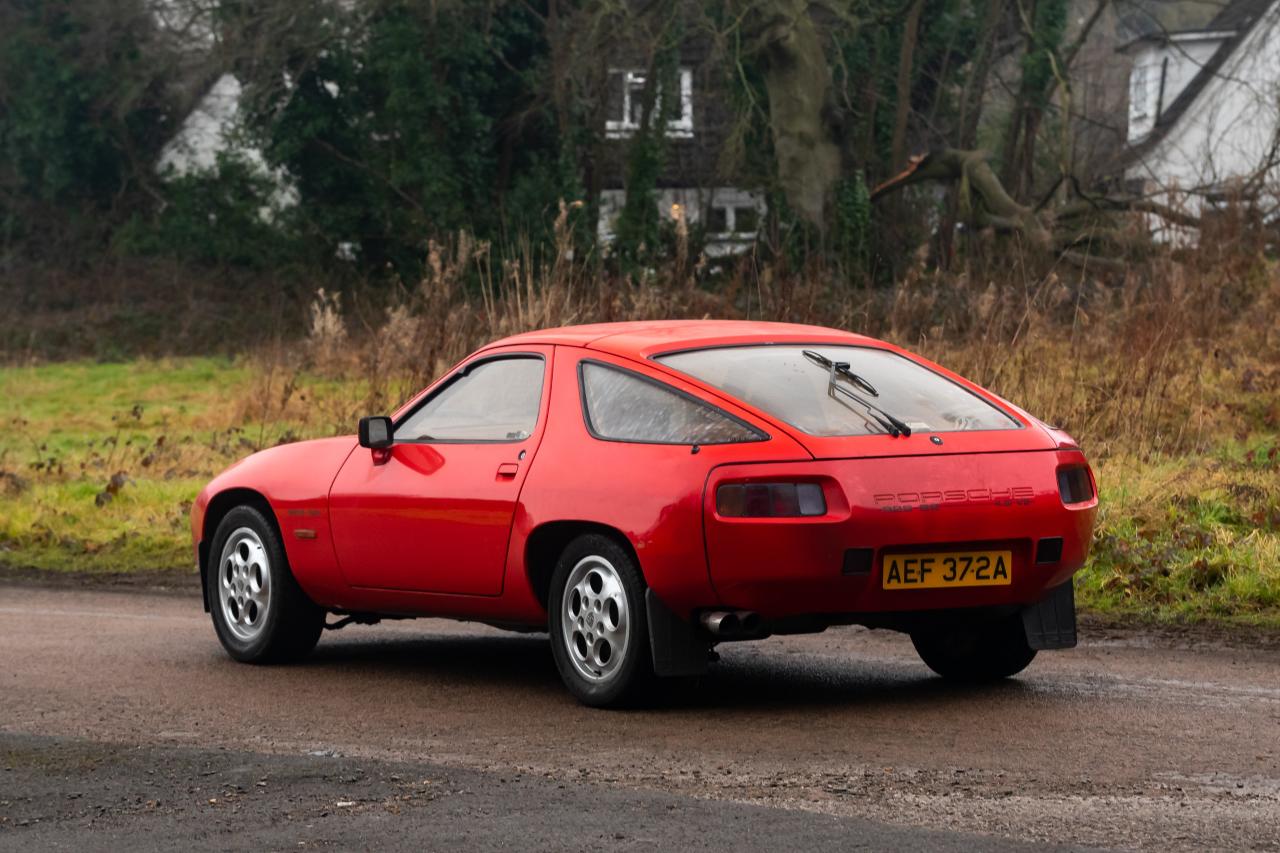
[1120,0,1280,236]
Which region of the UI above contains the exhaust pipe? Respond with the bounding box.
[701,611,741,637]
[700,610,763,639]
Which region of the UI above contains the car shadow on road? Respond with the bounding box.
[305,630,1037,712]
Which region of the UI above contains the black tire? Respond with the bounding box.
[206,504,324,664]
[548,533,653,707]
[911,615,1037,682]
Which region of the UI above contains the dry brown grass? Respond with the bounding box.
[276,217,1278,460]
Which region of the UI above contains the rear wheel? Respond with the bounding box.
[207,505,324,664]
[548,534,652,707]
[911,615,1036,681]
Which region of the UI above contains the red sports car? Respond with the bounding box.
[192,320,1097,706]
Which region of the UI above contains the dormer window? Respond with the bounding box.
[605,68,694,139]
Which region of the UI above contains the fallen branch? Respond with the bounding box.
[871,148,1204,265]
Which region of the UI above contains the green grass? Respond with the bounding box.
[1,358,1277,628]
[0,358,354,574]
[1077,437,1280,627]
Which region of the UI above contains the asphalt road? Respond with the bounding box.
[1,584,1278,851]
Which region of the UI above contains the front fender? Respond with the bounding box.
[191,437,359,609]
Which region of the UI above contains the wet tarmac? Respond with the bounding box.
[1,585,1277,850]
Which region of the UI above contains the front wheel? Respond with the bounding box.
[911,615,1036,682]
[206,505,324,664]
[548,534,652,707]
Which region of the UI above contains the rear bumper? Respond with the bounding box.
[701,449,1097,621]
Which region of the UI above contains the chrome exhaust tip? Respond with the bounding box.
[700,611,741,637]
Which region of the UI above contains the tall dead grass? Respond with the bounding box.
[263,211,1277,459]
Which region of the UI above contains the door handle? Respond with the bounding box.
[497,463,519,478]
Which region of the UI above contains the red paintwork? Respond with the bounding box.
[191,321,1097,628]
[327,345,554,597]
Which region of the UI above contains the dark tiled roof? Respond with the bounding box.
[1125,0,1276,162]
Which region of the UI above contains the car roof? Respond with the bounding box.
[481,320,880,360]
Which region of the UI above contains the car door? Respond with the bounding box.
[327,347,552,595]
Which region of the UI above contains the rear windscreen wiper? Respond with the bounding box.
[802,350,913,437]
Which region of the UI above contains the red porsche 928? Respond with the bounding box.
[192,320,1097,706]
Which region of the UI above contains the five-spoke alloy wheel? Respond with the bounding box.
[206,505,324,663]
[549,534,651,707]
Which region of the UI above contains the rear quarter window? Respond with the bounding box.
[580,361,765,445]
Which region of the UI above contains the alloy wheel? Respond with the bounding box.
[560,555,630,683]
[218,527,272,642]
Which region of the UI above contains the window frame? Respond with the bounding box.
[392,352,548,445]
[577,358,769,446]
[650,343,1025,437]
[604,68,695,140]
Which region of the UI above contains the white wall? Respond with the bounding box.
[157,74,246,175]
[1127,37,1227,142]
[1127,2,1280,238]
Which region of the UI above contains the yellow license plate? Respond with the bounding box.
[882,550,1013,589]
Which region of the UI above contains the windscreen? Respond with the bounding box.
[656,345,1020,437]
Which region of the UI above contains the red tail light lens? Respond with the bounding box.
[1057,465,1095,504]
[717,483,826,517]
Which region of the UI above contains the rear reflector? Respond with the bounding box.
[842,548,873,575]
[717,483,826,518]
[1035,537,1064,564]
[1057,465,1095,504]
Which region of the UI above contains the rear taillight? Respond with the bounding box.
[1057,465,1095,505]
[716,483,827,518]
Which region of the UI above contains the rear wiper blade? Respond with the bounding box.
[803,349,880,396]
[802,350,913,437]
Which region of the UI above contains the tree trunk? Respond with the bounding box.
[857,38,882,170]
[999,0,1037,197]
[890,0,925,172]
[755,1,843,232]
[958,0,1005,151]
[940,0,1006,266]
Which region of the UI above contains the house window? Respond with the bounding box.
[1130,63,1150,121]
[705,195,764,239]
[605,69,694,139]
[706,206,729,233]
[703,189,766,257]
[733,206,759,234]
[596,188,766,258]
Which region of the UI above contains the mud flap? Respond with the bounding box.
[1022,581,1077,650]
[646,589,709,677]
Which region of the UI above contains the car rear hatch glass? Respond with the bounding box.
[656,344,1056,458]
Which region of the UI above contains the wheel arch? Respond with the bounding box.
[199,487,282,612]
[523,520,644,611]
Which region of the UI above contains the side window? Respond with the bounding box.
[397,357,544,442]
[580,361,765,445]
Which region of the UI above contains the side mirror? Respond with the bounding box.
[358,416,394,449]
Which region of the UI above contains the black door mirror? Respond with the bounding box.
[358,416,394,449]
